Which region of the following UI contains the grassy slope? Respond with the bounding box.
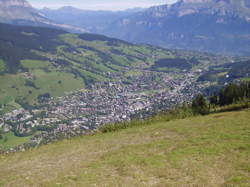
[0,132,32,150]
[0,109,249,186]
[0,32,173,109]
[1,23,235,111]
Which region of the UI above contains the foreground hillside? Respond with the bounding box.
[0,109,249,186]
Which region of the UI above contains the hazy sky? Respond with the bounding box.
[28,0,179,10]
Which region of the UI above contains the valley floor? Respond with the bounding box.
[0,109,249,186]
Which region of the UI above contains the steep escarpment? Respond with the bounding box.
[101,0,250,55]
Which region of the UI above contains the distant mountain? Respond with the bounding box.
[37,0,250,55]
[101,0,250,55]
[40,6,143,34]
[0,0,86,32]
[2,0,248,55]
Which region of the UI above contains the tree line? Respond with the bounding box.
[192,82,250,115]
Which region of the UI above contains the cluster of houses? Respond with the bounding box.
[0,70,206,152]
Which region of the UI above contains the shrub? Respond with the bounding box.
[0,129,3,140]
[192,94,210,115]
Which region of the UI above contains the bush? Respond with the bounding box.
[37,93,51,103]
[0,129,3,140]
[218,82,250,106]
[192,94,210,115]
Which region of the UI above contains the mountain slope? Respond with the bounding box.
[101,0,250,55]
[198,60,250,84]
[0,0,44,22]
[40,6,143,33]
[1,22,232,112]
[0,109,249,186]
[0,0,85,32]
[38,0,250,55]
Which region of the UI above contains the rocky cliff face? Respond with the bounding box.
[0,0,86,32]
[101,0,250,55]
[0,0,46,23]
[0,0,31,8]
[146,0,250,18]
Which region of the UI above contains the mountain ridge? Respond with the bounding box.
[37,0,250,55]
[0,0,31,8]
[0,0,86,32]
[39,6,142,33]
[100,0,250,55]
